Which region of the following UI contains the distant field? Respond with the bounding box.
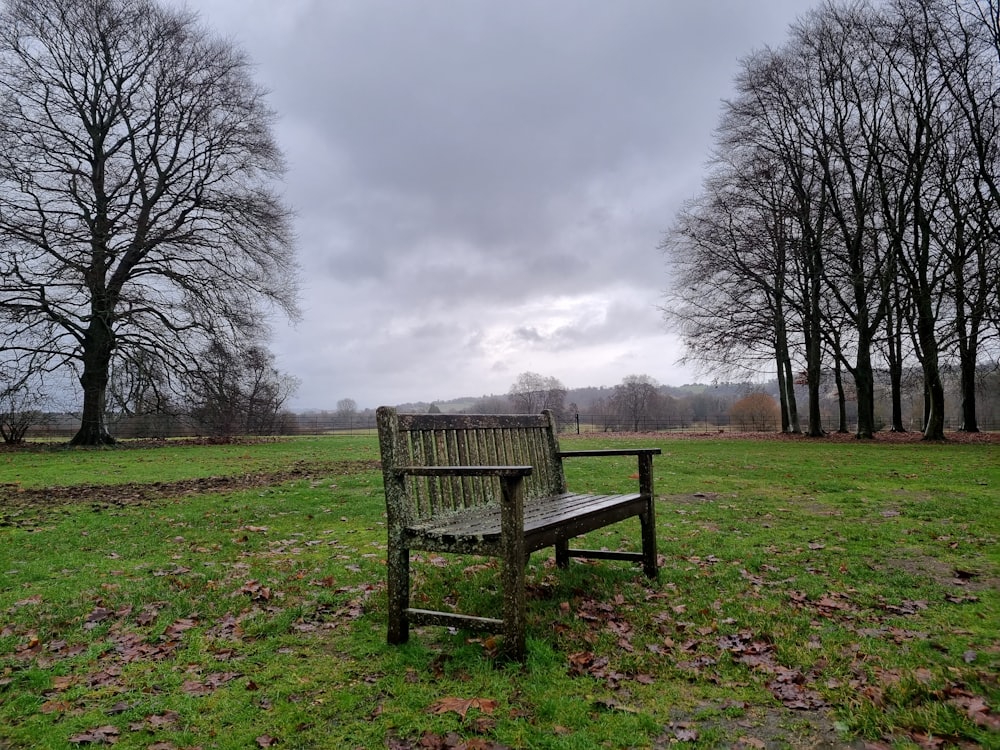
[1,435,997,748]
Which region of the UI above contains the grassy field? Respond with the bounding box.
[0,434,997,749]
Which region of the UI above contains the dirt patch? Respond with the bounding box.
[0,458,379,514]
[880,554,999,594]
[660,705,869,749]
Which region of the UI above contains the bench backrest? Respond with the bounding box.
[376,407,568,525]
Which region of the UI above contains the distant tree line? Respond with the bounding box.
[19,363,1000,441]
[662,0,1000,440]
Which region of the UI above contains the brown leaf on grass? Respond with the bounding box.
[110,632,176,663]
[182,672,241,696]
[40,699,72,714]
[135,604,160,628]
[411,732,509,750]
[68,725,120,744]
[947,690,1000,730]
[51,674,76,691]
[428,696,498,721]
[15,634,42,660]
[128,710,181,732]
[766,667,828,710]
[84,607,115,629]
[105,701,132,715]
[85,667,123,688]
[256,736,278,748]
[206,613,244,641]
[163,617,198,638]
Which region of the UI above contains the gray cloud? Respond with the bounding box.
[185,0,808,408]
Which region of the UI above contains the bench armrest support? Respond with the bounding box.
[558,448,660,498]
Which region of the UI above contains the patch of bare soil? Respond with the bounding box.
[660,705,869,749]
[0,458,379,514]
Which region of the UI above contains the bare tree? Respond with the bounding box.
[188,342,297,436]
[0,366,45,443]
[336,398,357,430]
[0,0,298,445]
[508,372,567,419]
[612,374,661,432]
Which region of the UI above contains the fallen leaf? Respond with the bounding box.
[40,700,72,714]
[428,696,498,720]
[68,725,120,745]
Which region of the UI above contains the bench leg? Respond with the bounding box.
[499,475,527,660]
[555,539,570,569]
[387,543,410,644]
[640,507,658,579]
[502,552,527,661]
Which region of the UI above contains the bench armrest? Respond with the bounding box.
[558,449,660,498]
[558,448,662,458]
[394,465,533,478]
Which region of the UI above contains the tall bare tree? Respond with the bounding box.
[508,372,567,418]
[0,0,298,445]
[612,374,661,432]
[188,342,297,436]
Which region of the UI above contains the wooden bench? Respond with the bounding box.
[376,407,661,660]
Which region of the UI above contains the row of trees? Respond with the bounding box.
[501,371,693,432]
[453,365,1000,433]
[0,0,299,444]
[663,0,1000,440]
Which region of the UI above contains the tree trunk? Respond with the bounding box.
[954,262,980,433]
[852,346,876,440]
[774,317,800,434]
[804,253,826,437]
[834,359,849,434]
[885,295,906,432]
[70,320,116,446]
[958,354,979,433]
[783,356,801,434]
[916,307,946,441]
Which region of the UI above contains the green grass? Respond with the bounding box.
[1,435,997,749]
[0,435,374,488]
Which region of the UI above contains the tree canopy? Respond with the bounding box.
[663,0,1000,440]
[0,0,298,444]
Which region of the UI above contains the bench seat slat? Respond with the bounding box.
[406,492,646,551]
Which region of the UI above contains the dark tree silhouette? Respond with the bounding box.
[0,0,298,445]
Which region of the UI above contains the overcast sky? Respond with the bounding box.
[185,0,809,410]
